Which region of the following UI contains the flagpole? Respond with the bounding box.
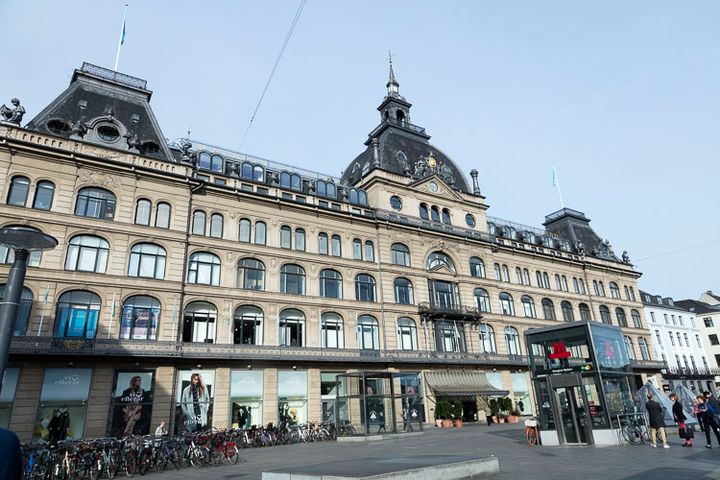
[113,4,128,71]
[552,164,565,209]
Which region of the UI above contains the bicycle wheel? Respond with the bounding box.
[621,425,641,445]
[189,447,207,468]
[526,428,538,446]
[226,446,239,465]
[138,451,151,476]
[210,448,223,466]
[89,461,100,480]
[154,451,167,473]
[124,454,137,477]
[106,454,119,480]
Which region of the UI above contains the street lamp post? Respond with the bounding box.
[0,226,57,397]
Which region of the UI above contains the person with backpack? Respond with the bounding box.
[697,395,720,448]
[645,393,669,449]
[670,393,692,447]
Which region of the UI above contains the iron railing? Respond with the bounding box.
[80,62,148,90]
[385,117,427,135]
[629,359,668,371]
[418,302,482,319]
[663,365,720,378]
[375,210,494,242]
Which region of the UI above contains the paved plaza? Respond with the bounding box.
[134,423,720,480]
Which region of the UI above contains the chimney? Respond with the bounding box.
[371,138,380,167]
[470,169,481,195]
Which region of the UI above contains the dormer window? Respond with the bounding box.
[97,124,120,142]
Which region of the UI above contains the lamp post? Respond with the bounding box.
[0,226,57,396]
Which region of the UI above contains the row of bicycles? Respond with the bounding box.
[21,422,341,479]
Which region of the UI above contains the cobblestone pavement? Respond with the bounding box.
[138,423,720,480]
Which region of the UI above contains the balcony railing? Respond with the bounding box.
[662,365,720,378]
[10,336,527,367]
[385,117,427,135]
[629,359,668,371]
[375,210,495,242]
[418,302,482,320]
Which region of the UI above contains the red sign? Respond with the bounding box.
[548,341,571,359]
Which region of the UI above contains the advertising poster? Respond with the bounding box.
[175,369,215,434]
[109,371,155,437]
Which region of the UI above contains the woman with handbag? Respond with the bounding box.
[671,393,692,447]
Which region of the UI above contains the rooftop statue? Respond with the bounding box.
[70,119,88,139]
[622,251,631,264]
[1,98,25,124]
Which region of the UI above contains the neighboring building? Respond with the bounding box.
[641,291,715,392]
[0,62,662,442]
[676,294,720,381]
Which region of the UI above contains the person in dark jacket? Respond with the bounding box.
[670,393,692,447]
[697,395,720,448]
[0,428,21,480]
[645,393,669,448]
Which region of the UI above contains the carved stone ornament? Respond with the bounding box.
[411,152,455,185]
[82,145,121,162]
[78,170,121,188]
[0,97,25,124]
[622,251,631,264]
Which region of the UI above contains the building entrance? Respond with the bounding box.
[553,385,588,444]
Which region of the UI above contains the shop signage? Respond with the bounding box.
[548,341,571,360]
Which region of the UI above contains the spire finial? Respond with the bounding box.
[387,50,400,96]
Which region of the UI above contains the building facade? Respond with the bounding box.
[0,62,662,442]
[641,291,715,392]
[676,293,720,378]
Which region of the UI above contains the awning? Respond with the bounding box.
[425,371,509,397]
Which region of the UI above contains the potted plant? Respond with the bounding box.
[434,402,443,428]
[452,400,463,428]
[489,399,500,424]
[436,400,453,428]
[508,409,521,423]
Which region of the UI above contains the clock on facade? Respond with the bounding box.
[429,181,439,193]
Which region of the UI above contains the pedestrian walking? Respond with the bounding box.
[694,396,706,433]
[670,393,692,447]
[705,391,720,419]
[645,393,669,448]
[696,395,720,448]
[0,427,21,480]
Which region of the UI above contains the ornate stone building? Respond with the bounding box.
[0,63,662,442]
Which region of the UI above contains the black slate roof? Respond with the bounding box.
[674,299,720,315]
[543,208,619,262]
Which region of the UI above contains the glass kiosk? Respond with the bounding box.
[525,321,638,446]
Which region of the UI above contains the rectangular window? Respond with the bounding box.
[241,183,253,192]
[710,334,719,346]
[230,371,263,429]
[108,371,155,437]
[321,373,347,424]
[705,317,714,328]
[34,368,92,443]
[650,312,656,323]
[175,369,215,435]
[278,371,308,425]
[256,187,269,196]
[0,367,19,428]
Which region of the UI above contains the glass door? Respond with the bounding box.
[554,386,588,444]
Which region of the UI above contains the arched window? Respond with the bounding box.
[638,338,650,360]
[561,276,569,292]
[505,327,521,355]
[182,301,217,343]
[316,180,326,197]
[280,225,292,249]
[441,208,451,224]
[198,152,211,170]
[561,301,574,322]
[280,171,291,188]
[573,278,580,293]
[609,282,620,299]
[75,187,116,220]
[321,312,343,348]
[578,279,586,294]
[521,296,536,318]
[353,239,362,260]
[501,265,510,282]
[397,318,418,351]
[155,202,171,228]
[542,298,556,320]
[134,199,152,225]
[279,308,304,346]
[319,269,343,298]
[0,227,41,267]
[331,234,342,257]
[470,257,485,278]
[65,235,109,273]
[479,324,496,353]
[515,267,523,285]
[209,213,224,238]
[616,307,628,327]
[624,336,635,359]
[357,315,379,350]
[391,243,411,266]
[128,243,166,279]
[523,268,531,286]
[317,232,328,255]
[233,305,263,345]
[364,241,375,262]
[631,309,642,329]
[430,206,440,222]
[536,271,543,287]
[242,162,253,179]
[555,274,562,290]
[579,303,592,321]
[237,258,265,290]
[54,290,101,338]
[599,305,611,324]
[280,264,305,295]
[253,165,264,182]
[120,295,160,340]
[436,320,465,353]
[239,219,251,243]
[427,252,456,273]
[7,175,30,206]
[33,180,55,210]
[295,228,306,251]
[255,221,266,245]
[192,210,206,235]
[419,203,429,220]
[468,289,490,315]
[0,284,32,335]
[543,272,550,289]
[187,252,221,285]
[499,292,515,316]
[393,277,414,305]
[355,274,376,302]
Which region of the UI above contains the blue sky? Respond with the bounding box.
[2,1,718,300]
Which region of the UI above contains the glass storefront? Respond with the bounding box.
[230,370,263,428]
[278,371,307,425]
[1,368,19,428]
[511,373,531,415]
[108,370,155,437]
[174,369,215,435]
[34,368,92,443]
[321,372,346,423]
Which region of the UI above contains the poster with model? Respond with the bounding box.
[109,371,155,437]
[175,369,215,435]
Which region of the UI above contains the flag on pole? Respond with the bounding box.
[552,166,557,187]
[114,4,129,71]
[120,16,126,46]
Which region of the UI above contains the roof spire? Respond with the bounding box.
[387,50,400,96]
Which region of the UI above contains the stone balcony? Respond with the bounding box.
[10,336,528,367]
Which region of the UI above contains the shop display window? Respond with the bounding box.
[278,371,307,425]
[230,370,263,429]
[34,368,92,443]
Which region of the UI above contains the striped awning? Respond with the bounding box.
[425,371,509,397]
